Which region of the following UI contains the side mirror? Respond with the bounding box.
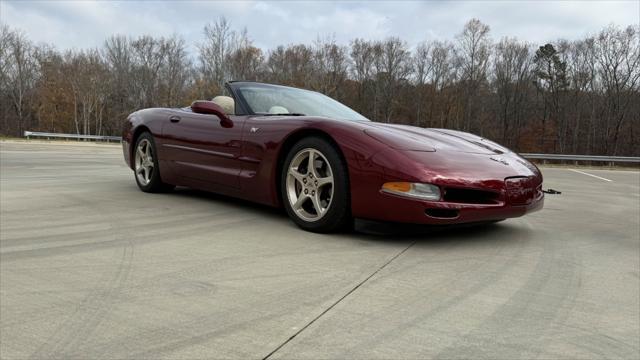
[191,100,233,128]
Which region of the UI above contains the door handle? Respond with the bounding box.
[169,115,181,123]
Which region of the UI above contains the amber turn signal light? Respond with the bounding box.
[381,182,441,201]
[382,182,412,192]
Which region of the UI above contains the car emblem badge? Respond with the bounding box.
[250,127,260,133]
[490,156,509,165]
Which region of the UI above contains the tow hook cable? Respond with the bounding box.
[543,189,562,195]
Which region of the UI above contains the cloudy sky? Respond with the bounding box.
[1,0,638,52]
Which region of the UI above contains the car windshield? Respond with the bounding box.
[233,83,369,121]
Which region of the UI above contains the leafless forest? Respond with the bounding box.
[1,19,638,155]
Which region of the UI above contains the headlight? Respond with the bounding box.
[381,182,441,201]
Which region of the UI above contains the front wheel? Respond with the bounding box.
[281,137,351,233]
[133,132,174,193]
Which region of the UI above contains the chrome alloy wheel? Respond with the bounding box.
[286,148,334,222]
[135,138,154,186]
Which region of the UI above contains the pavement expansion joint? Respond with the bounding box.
[261,240,417,360]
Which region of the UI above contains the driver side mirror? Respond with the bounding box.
[191,100,233,128]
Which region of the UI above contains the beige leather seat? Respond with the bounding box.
[211,96,235,115]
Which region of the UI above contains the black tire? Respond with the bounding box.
[133,132,175,193]
[281,136,351,233]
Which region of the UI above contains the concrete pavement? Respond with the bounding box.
[1,141,638,359]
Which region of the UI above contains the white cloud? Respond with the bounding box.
[1,0,637,53]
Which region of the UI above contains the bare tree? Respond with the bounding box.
[427,40,460,128]
[159,36,191,107]
[374,37,412,122]
[0,25,14,133]
[349,39,375,117]
[227,45,264,81]
[311,36,349,98]
[493,37,532,146]
[104,35,134,119]
[266,44,314,87]
[131,36,167,108]
[564,38,595,153]
[456,18,491,132]
[0,25,12,85]
[64,50,109,135]
[430,41,458,91]
[413,41,433,126]
[594,25,640,154]
[2,29,39,136]
[199,17,240,95]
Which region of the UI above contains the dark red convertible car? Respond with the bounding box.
[123,81,543,232]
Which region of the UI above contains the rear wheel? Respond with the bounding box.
[281,137,351,233]
[133,132,174,193]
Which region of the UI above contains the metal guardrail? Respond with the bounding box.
[520,153,640,164]
[24,131,121,142]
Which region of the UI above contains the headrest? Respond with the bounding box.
[211,96,235,115]
[269,106,289,114]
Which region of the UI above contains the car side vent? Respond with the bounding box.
[443,188,500,204]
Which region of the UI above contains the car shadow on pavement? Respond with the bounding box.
[351,219,528,247]
[354,218,507,237]
[166,187,521,243]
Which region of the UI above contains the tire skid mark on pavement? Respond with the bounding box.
[58,237,410,357]
[17,207,328,358]
[434,225,582,359]
[114,244,391,313]
[90,307,287,359]
[29,193,134,359]
[360,229,529,355]
[104,232,380,302]
[14,214,258,359]
[0,214,258,262]
[0,210,242,249]
[561,321,640,359]
[273,224,531,358]
[60,255,366,359]
[46,244,134,359]
[435,225,638,359]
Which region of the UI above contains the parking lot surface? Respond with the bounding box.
[1,141,639,359]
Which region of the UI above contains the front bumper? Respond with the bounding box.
[365,189,543,225]
[350,148,544,225]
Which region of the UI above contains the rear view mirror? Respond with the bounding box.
[191,100,233,128]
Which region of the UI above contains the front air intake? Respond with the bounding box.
[443,188,500,204]
[425,208,459,219]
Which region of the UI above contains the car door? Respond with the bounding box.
[161,110,245,189]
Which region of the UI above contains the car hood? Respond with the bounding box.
[364,123,509,155]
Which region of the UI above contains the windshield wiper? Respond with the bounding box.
[255,113,306,116]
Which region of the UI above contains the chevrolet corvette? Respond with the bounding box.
[122,81,543,232]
